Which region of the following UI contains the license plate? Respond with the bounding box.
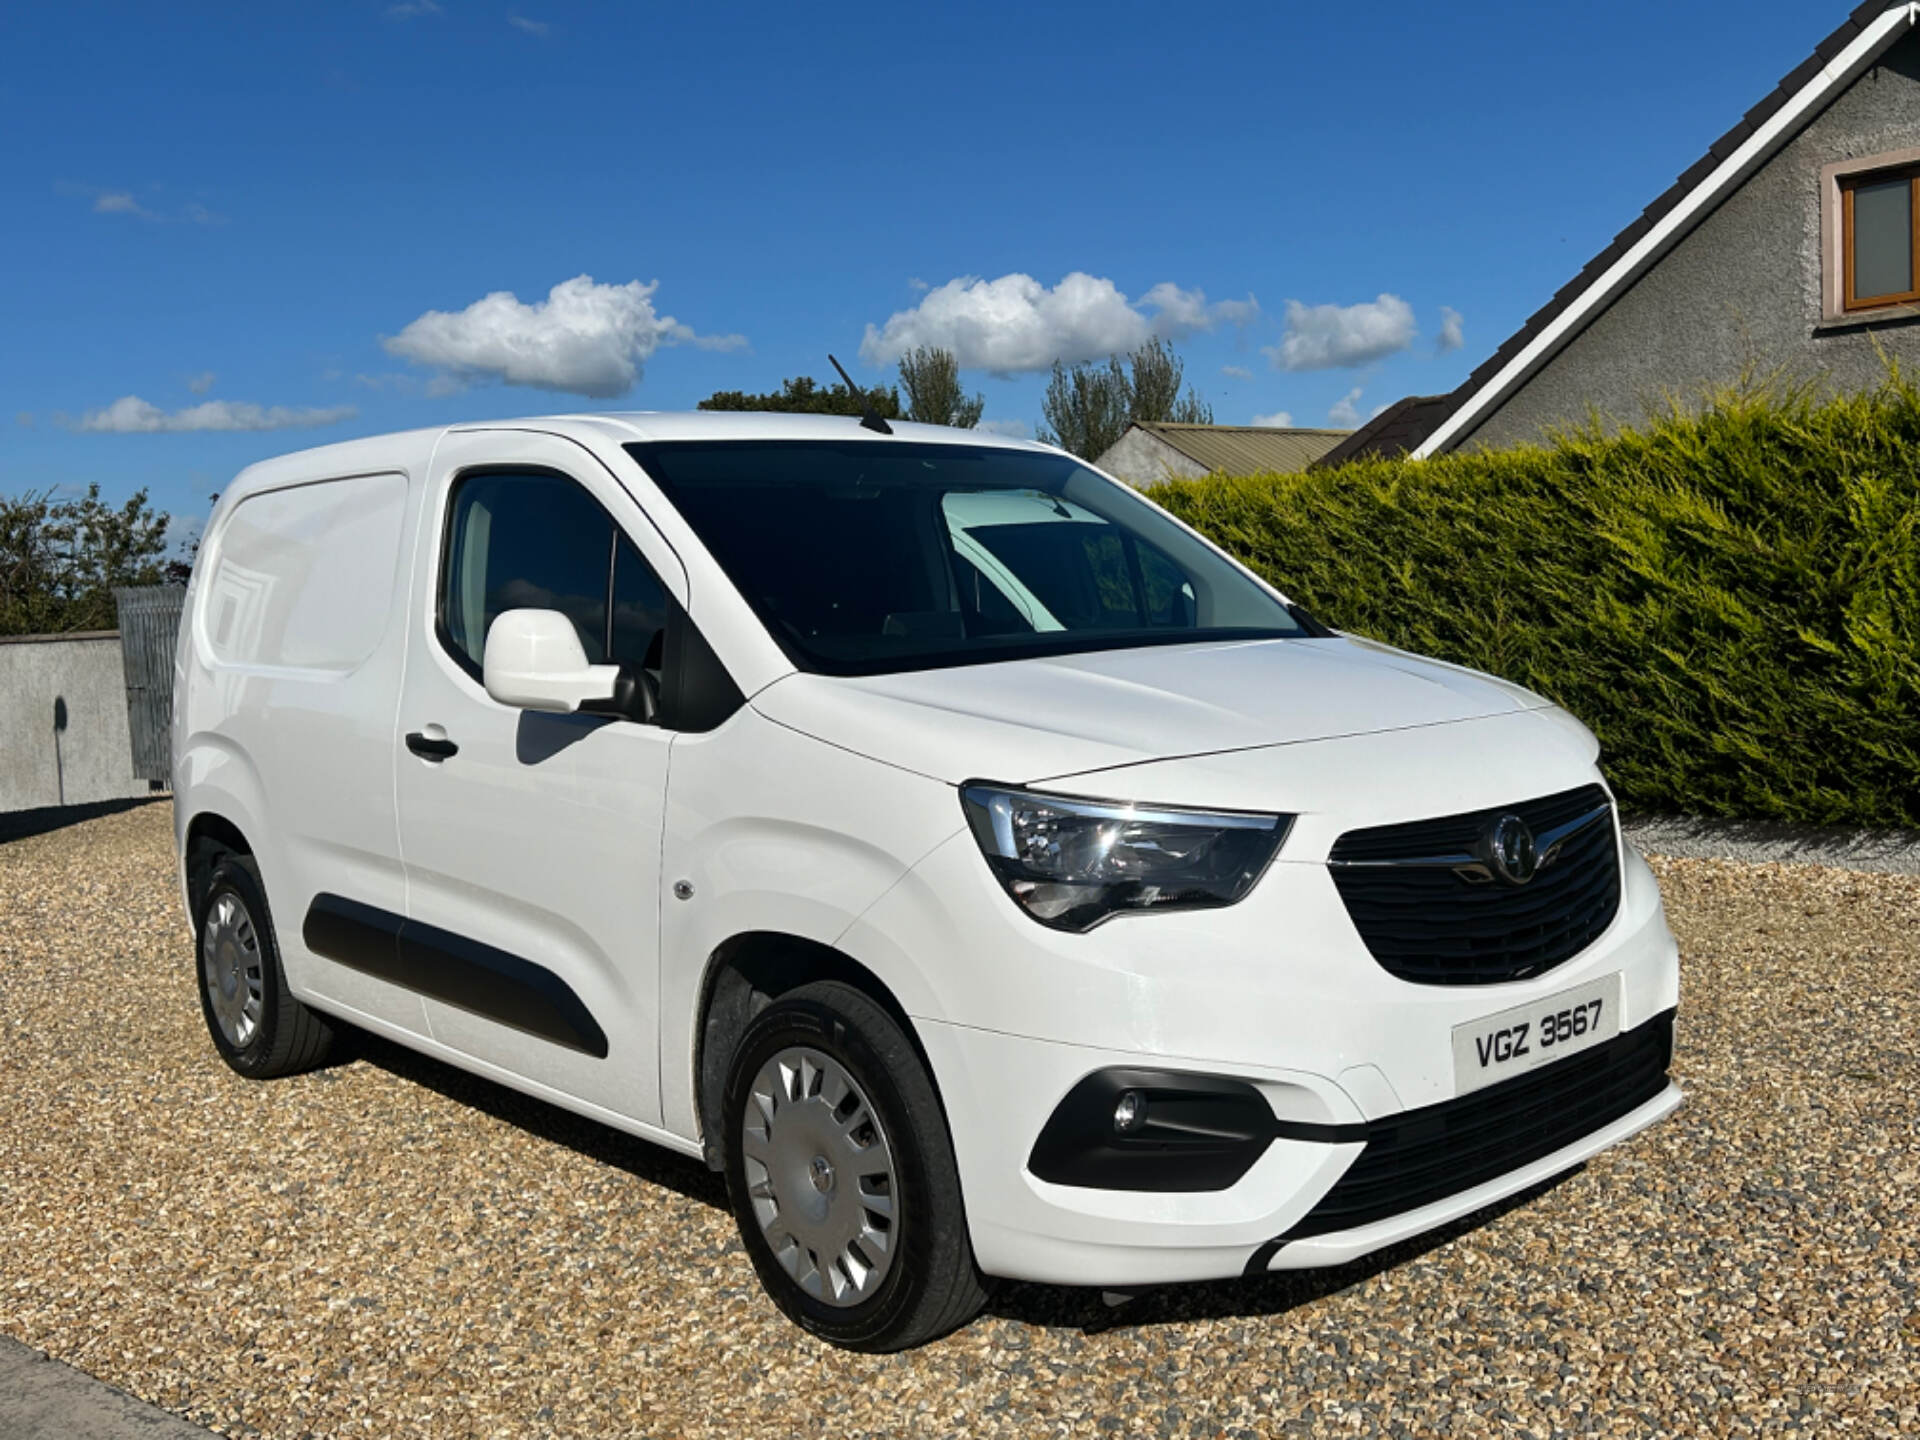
[1451,973,1622,1095]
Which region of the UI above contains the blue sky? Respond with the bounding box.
[0,0,1846,552]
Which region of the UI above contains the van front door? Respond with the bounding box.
[392,429,683,1129]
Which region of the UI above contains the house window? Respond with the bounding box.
[1842,166,1920,311]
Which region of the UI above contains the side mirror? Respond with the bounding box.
[483,609,621,714]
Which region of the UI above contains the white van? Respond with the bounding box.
[174,412,1681,1350]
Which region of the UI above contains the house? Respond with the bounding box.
[1095,422,1350,487]
[1325,0,1920,464]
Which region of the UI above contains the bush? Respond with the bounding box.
[1150,380,1920,828]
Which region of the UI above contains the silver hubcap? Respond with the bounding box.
[201,891,264,1049]
[741,1046,898,1307]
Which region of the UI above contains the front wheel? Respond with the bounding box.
[722,981,986,1351]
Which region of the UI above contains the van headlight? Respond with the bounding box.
[960,783,1292,932]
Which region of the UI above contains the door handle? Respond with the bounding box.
[405,731,459,761]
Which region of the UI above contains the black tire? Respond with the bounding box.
[193,850,335,1078]
[722,980,987,1351]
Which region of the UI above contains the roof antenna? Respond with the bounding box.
[827,353,893,435]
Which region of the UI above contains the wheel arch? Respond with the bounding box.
[181,808,256,923]
[692,931,942,1171]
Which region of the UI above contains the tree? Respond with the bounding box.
[697,375,902,418]
[1126,337,1214,426]
[1038,340,1215,459]
[1038,356,1130,460]
[896,346,984,428]
[0,483,173,635]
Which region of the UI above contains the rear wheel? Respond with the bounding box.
[194,851,335,1078]
[722,980,986,1351]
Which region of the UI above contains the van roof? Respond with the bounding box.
[521,411,1047,449]
[227,411,1050,491]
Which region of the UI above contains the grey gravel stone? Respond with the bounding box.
[0,802,1915,1438]
[1622,814,1920,874]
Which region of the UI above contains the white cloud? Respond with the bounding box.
[508,14,549,34]
[974,418,1033,440]
[1252,410,1294,428]
[186,371,216,394]
[382,275,742,398]
[1328,387,1365,427]
[858,272,1259,375]
[65,183,223,224]
[68,396,357,434]
[93,191,150,217]
[1221,364,1253,380]
[1266,294,1417,371]
[386,0,443,17]
[1437,305,1465,354]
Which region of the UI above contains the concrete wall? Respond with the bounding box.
[1094,428,1208,488]
[1462,31,1920,451]
[0,633,147,813]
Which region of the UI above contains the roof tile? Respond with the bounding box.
[1707,118,1756,161]
[1815,21,1864,62]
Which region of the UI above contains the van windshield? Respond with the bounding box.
[625,439,1307,676]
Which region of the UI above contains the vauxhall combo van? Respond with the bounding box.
[174,412,1682,1350]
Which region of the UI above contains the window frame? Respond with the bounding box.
[1841,164,1920,312]
[1823,147,1920,321]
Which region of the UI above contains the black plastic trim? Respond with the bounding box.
[302,893,609,1058]
[1027,1067,1367,1193]
[1263,1008,1676,1248]
[1328,784,1622,986]
[1242,1239,1286,1277]
[663,598,745,732]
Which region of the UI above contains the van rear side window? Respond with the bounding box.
[204,472,408,670]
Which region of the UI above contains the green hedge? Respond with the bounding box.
[1150,381,1920,828]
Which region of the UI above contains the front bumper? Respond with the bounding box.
[919,1011,1681,1287]
[883,836,1682,1288]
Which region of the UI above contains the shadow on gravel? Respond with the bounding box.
[343,1025,1579,1337]
[345,1029,728,1210]
[988,1172,1579,1336]
[0,795,162,844]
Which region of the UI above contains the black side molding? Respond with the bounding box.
[302,894,610,1059]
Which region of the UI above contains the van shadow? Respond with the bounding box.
[343,1026,1577,1336]
[515,711,614,765]
[345,1028,728,1210]
[984,1173,1578,1334]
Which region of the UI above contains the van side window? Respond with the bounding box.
[440,471,670,684]
[611,538,671,671]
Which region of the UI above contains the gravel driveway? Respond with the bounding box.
[2,802,1915,1438]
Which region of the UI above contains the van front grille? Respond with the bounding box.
[1280,1009,1675,1240]
[1327,784,1621,986]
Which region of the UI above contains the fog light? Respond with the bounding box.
[1113,1090,1146,1134]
